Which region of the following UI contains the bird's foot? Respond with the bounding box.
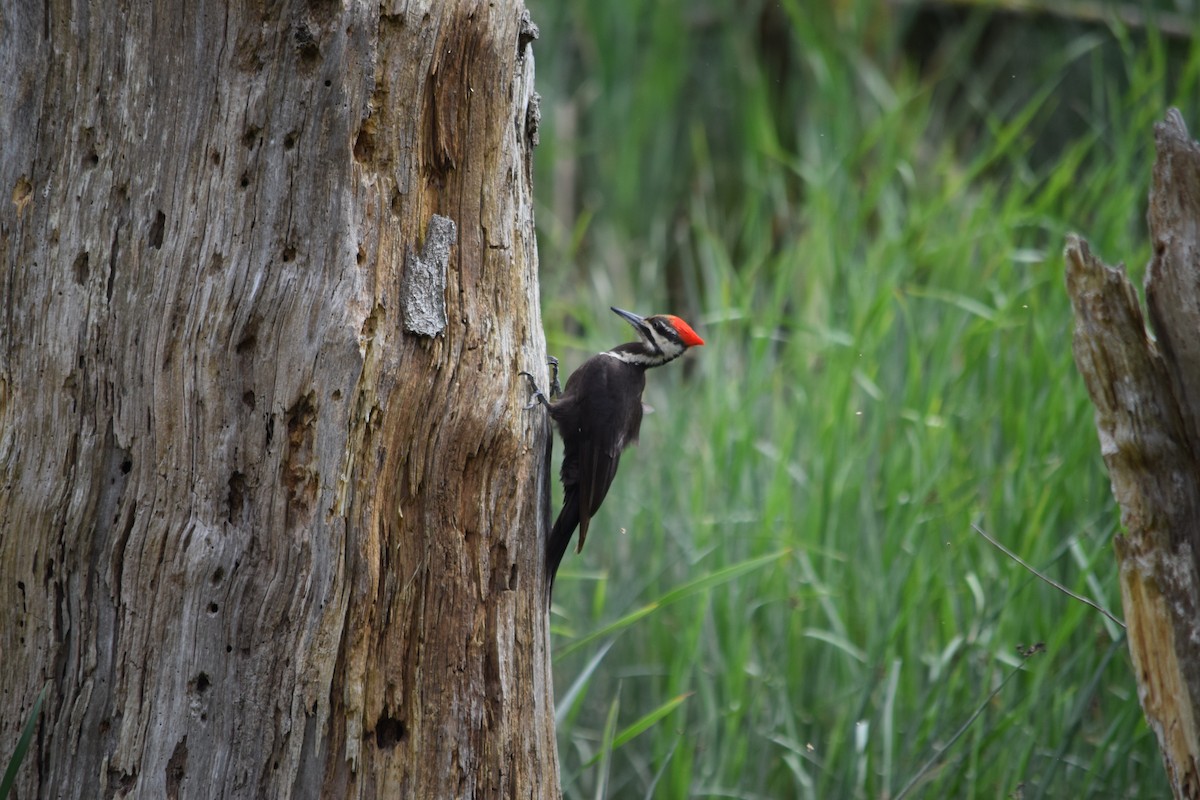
[518,370,551,409]
[547,356,562,400]
[519,356,561,409]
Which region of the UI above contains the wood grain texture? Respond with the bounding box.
[0,0,557,797]
[1065,108,1200,799]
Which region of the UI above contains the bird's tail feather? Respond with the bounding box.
[546,488,579,601]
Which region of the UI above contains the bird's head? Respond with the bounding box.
[611,306,704,365]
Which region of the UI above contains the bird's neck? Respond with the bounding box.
[603,341,685,368]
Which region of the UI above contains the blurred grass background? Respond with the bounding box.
[528,1,1200,797]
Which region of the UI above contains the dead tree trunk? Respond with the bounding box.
[0,1,558,798]
[1066,108,1200,799]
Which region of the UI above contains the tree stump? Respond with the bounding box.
[0,1,559,797]
[1066,108,1200,799]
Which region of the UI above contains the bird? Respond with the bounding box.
[522,306,704,598]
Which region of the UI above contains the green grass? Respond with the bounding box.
[2,683,47,800]
[531,1,1199,797]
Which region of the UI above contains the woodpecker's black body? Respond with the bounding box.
[545,350,646,588]
[524,307,704,598]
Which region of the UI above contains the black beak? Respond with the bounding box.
[611,306,649,336]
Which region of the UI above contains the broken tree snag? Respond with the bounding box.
[1065,236,1200,798]
[0,0,556,798]
[1064,110,1200,800]
[1146,109,1200,447]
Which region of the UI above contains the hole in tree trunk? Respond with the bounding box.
[375,715,406,749]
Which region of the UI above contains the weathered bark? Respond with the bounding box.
[1065,108,1200,799]
[0,1,558,798]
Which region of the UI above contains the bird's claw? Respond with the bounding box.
[519,356,560,408]
[519,370,551,409]
[547,356,562,399]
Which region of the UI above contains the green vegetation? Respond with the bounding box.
[530,1,1200,797]
[2,683,47,799]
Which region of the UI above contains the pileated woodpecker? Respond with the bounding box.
[523,307,705,598]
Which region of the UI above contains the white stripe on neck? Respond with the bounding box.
[603,349,669,367]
